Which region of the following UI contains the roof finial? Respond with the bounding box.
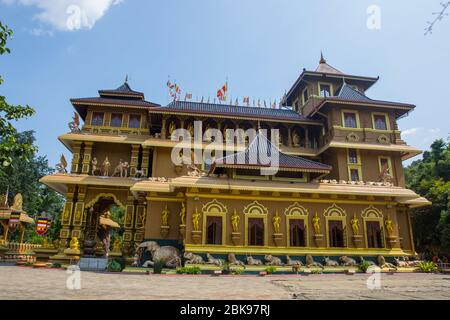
[125,74,129,84]
[320,51,326,64]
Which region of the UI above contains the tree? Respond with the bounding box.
[405,137,450,256]
[0,131,64,243]
[0,21,36,168]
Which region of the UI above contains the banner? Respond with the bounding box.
[8,210,21,231]
[36,216,50,236]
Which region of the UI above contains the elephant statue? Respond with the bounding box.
[137,241,181,268]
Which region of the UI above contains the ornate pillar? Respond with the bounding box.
[161,116,167,139]
[59,185,76,251]
[134,197,147,244]
[81,142,94,175]
[71,186,86,241]
[287,127,292,147]
[141,147,150,177]
[305,127,310,148]
[123,194,136,256]
[130,144,140,177]
[71,141,83,173]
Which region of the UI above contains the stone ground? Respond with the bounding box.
[0,266,449,300]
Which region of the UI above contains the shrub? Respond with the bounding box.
[417,261,438,273]
[311,269,323,274]
[358,261,371,273]
[51,263,61,268]
[24,262,33,267]
[232,267,245,275]
[153,260,164,274]
[176,266,202,274]
[108,259,123,272]
[265,266,277,274]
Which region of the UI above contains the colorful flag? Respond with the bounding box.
[243,96,250,106]
[166,80,174,89]
[271,100,277,109]
[185,93,192,100]
[8,210,20,231]
[217,82,228,101]
[36,216,50,236]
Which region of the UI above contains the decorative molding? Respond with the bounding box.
[362,205,384,219]
[284,202,309,216]
[202,199,228,215]
[84,193,125,209]
[323,203,346,217]
[243,200,268,215]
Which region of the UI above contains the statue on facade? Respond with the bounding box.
[55,154,68,173]
[161,205,169,227]
[286,255,303,266]
[305,254,324,268]
[339,256,357,266]
[179,202,186,225]
[168,121,176,137]
[292,130,300,147]
[186,123,194,138]
[227,253,245,266]
[272,211,281,234]
[379,163,393,184]
[246,256,263,265]
[350,214,360,236]
[184,252,205,264]
[68,112,81,133]
[138,241,181,268]
[377,255,397,269]
[192,207,201,231]
[91,157,99,175]
[312,212,321,234]
[102,157,111,176]
[112,238,122,252]
[264,255,284,266]
[231,209,240,233]
[134,169,145,178]
[69,237,80,250]
[385,216,394,236]
[324,257,340,267]
[206,253,223,266]
[112,159,130,178]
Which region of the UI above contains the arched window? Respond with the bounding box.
[289,219,306,247]
[329,221,344,247]
[248,218,264,246]
[206,216,222,245]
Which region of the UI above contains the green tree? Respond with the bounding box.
[405,138,450,256]
[0,131,64,243]
[0,21,36,168]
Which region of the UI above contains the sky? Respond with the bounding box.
[0,0,449,167]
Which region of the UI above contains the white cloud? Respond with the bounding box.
[3,0,123,31]
[402,127,421,136]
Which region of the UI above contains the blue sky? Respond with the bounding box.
[0,0,449,166]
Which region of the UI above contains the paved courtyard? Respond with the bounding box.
[0,266,449,300]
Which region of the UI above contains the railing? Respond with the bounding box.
[0,242,41,262]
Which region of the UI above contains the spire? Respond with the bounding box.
[125,74,129,84]
[320,51,326,64]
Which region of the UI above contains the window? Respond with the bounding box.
[366,221,383,248]
[248,218,264,246]
[302,88,309,104]
[348,149,358,164]
[328,220,345,247]
[289,219,306,247]
[319,84,331,97]
[206,216,222,245]
[343,112,358,128]
[373,114,388,130]
[128,114,141,129]
[349,168,360,182]
[379,157,393,176]
[110,113,123,127]
[91,112,104,126]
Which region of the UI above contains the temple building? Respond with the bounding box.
[40,55,430,264]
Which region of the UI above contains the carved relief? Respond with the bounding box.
[346,132,359,142]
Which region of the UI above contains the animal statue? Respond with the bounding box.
[112,160,130,178]
[339,256,358,266]
[55,154,68,173]
[264,254,284,266]
[183,252,205,264]
[286,255,303,266]
[394,257,409,267]
[359,256,375,266]
[134,169,145,178]
[246,256,263,266]
[305,254,324,268]
[377,255,397,269]
[138,241,181,268]
[228,253,245,266]
[324,257,340,267]
[68,112,81,133]
[402,256,421,267]
[206,253,223,266]
[91,157,99,175]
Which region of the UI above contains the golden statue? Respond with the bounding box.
[192,207,201,231]
[312,212,321,234]
[11,193,23,211]
[70,237,80,250]
[112,238,122,252]
[187,123,194,138]
[350,214,360,236]
[161,205,169,226]
[102,157,111,176]
[138,210,146,227]
[231,209,240,233]
[169,121,176,137]
[180,202,186,225]
[272,211,281,234]
[385,216,394,236]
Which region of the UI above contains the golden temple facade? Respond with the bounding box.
[40,56,430,264]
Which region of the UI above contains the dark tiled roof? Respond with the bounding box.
[71,97,160,108]
[99,82,145,100]
[149,101,314,122]
[214,133,331,173]
[334,84,372,102]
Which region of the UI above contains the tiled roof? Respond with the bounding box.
[99,82,145,100]
[334,84,372,102]
[214,133,332,173]
[149,100,314,122]
[71,97,160,108]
